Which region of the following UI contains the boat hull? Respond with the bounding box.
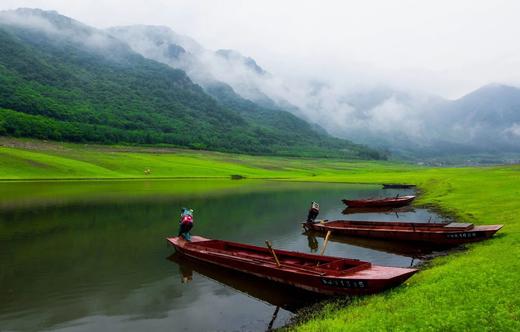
[342,206,415,215]
[167,236,417,296]
[382,184,416,189]
[342,195,415,208]
[169,252,321,312]
[304,221,503,246]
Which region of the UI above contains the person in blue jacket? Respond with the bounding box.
[178,208,194,241]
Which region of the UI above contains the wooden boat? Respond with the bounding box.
[342,195,415,208]
[342,206,415,215]
[168,253,320,312]
[304,231,436,258]
[167,236,417,296]
[303,220,503,245]
[382,184,416,189]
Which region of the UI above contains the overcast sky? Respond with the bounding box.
[2,0,520,98]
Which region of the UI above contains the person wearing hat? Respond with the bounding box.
[306,201,320,223]
[178,207,194,241]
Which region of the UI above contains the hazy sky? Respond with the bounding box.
[2,0,520,98]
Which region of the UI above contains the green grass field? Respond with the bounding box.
[0,138,410,180]
[293,166,520,331]
[1,138,519,331]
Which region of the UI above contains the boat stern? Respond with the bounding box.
[166,235,210,249]
[316,264,418,295]
[476,224,504,236]
[343,265,418,294]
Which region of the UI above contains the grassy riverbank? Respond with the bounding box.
[293,166,520,331]
[0,138,409,180]
[1,138,519,331]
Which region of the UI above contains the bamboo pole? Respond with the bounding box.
[319,230,332,256]
[265,240,281,267]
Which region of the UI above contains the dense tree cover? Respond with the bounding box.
[0,22,384,159]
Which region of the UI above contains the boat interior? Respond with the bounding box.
[342,207,416,214]
[344,195,415,203]
[188,239,371,273]
[324,220,475,231]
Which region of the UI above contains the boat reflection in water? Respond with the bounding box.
[168,253,324,313]
[303,231,441,267]
[342,195,416,208]
[307,233,319,253]
[342,206,416,216]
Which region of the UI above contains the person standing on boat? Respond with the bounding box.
[306,201,320,223]
[178,208,194,241]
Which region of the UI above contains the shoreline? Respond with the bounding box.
[1,138,518,331]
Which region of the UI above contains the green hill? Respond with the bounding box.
[0,9,383,159]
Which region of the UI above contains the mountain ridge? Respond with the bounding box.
[0,8,383,159]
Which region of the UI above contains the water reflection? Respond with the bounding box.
[342,206,416,215]
[304,231,439,263]
[168,253,321,313]
[306,233,319,253]
[340,208,451,223]
[0,180,449,331]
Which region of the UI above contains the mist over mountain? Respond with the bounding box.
[0,8,381,159]
[1,8,518,161]
[349,84,520,157]
[107,24,520,159]
[107,25,280,107]
[322,84,520,159]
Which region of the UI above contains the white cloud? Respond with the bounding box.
[1,1,520,99]
[0,8,59,33]
[1,1,519,152]
[504,123,520,137]
[0,8,118,52]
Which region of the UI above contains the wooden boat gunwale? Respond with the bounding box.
[182,238,372,276]
[167,235,418,295]
[313,220,475,232]
[342,195,416,207]
[382,183,417,189]
[342,206,416,215]
[303,220,503,245]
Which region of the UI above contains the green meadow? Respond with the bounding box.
[1,138,519,331]
[293,166,520,331]
[0,138,408,180]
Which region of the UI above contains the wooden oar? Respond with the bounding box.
[319,231,332,256]
[265,240,281,267]
[316,230,332,266]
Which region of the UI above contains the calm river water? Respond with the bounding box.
[0,180,450,331]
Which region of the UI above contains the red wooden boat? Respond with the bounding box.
[382,184,416,189]
[303,220,503,245]
[168,253,321,312]
[342,206,415,215]
[167,236,417,296]
[342,195,415,208]
[304,231,436,258]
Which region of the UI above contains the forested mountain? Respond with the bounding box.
[107,24,520,161]
[107,25,282,109]
[0,9,383,159]
[107,24,356,157]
